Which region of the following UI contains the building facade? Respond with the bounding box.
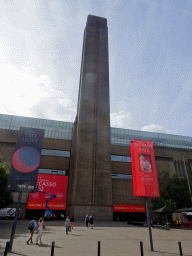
[0,113,192,220]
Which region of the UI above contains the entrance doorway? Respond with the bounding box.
[113,212,146,222]
[25,209,66,220]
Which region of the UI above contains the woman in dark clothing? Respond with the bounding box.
[70,216,74,229]
[90,215,94,229]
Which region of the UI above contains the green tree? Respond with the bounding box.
[0,156,13,208]
[152,171,192,210]
[152,171,175,210]
[171,174,191,209]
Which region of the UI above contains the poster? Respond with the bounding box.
[7,127,44,192]
[130,139,160,198]
[27,174,68,210]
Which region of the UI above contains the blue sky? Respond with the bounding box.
[1,0,192,137]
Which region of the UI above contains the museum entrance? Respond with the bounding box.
[25,209,66,220]
[113,212,146,222]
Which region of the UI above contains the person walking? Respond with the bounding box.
[65,216,70,234]
[26,217,37,244]
[36,217,45,244]
[70,216,74,229]
[85,214,89,229]
[88,215,91,227]
[90,215,94,229]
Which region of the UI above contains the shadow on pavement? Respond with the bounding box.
[73,229,87,232]
[90,228,104,230]
[9,252,28,256]
[36,243,62,248]
[154,250,191,256]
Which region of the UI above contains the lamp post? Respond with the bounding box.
[182,153,192,205]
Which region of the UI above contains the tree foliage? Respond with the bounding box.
[0,156,13,208]
[152,171,192,210]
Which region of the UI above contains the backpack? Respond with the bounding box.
[28,220,34,230]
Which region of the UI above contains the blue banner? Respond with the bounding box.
[7,127,44,192]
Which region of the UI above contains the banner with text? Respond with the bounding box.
[27,174,68,210]
[113,204,146,212]
[7,127,44,192]
[130,139,160,198]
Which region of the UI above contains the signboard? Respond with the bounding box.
[7,127,44,192]
[27,174,68,210]
[27,201,66,210]
[113,205,146,213]
[130,139,159,198]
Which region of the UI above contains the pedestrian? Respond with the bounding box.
[70,216,74,229]
[36,217,45,244]
[90,215,94,228]
[88,215,91,227]
[65,216,70,234]
[26,217,37,244]
[85,214,89,229]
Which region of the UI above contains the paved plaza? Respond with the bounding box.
[0,220,192,256]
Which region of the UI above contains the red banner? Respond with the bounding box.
[27,174,68,210]
[113,204,146,212]
[27,201,66,210]
[130,139,159,198]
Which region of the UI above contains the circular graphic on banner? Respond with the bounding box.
[12,146,40,173]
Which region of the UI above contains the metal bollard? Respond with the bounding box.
[98,241,101,256]
[140,241,144,256]
[4,241,10,256]
[178,242,183,256]
[51,241,55,256]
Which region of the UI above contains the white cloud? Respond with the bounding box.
[30,89,76,122]
[0,64,51,115]
[0,0,78,122]
[110,110,135,129]
[141,123,178,135]
[0,62,76,121]
[31,101,76,122]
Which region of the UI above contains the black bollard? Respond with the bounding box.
[4,241,10,256]
[178,242,183,256]
[51,241,55,256]
[140,241,144,256]
[98,241,101,256]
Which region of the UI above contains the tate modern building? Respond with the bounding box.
[0,15,192,220]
